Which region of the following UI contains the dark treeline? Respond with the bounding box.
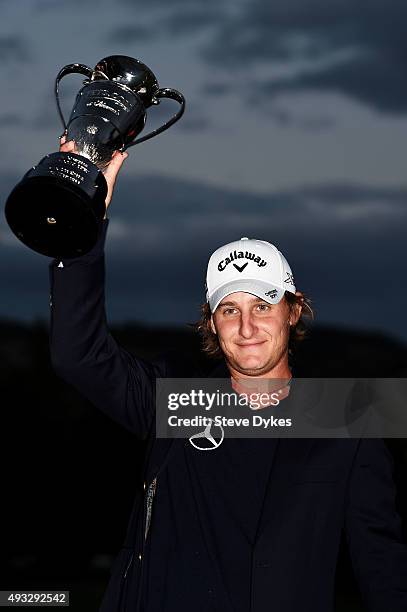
[1,320,406,610]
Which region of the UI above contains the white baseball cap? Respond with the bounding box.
[206,237,296,312]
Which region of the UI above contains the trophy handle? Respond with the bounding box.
[55,63,94,132]
[124,88,186,148]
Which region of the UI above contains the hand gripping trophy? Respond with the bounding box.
[5,55,185,258]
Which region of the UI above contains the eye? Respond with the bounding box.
[255,303,271,312]
[222,307,238,315]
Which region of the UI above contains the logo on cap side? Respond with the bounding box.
[265,289,278,298]
[284,272,295,286]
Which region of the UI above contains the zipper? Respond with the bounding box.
[118,548,134,612]
[122,475,158,612]
[49,266,55,337]
[144,477,157,540]
[123,551,134,579]
[129,438,177,611]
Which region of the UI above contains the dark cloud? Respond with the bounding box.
[161,6,224,36]
[103,176,407,337]
[201,82,233,97]
[36,0,98,9]
[244,104,336,130]
[0,35,30,63]
[177,115,210,131]
[109,4,225,44]
[1,171,406,338]
[0,113,23,127]
[109,0,407,114]
[108,24,155,45]
[256,55,407,114]
[199,0,407,114]
[119,0,218,6]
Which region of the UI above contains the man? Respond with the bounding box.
[50,139,407,611]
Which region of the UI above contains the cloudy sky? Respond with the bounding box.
[1,0,406,341]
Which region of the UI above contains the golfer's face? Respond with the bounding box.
[211,291,292,377]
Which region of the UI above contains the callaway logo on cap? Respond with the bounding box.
[206,237,296,312]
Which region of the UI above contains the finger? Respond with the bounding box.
[60,143,74,152]
[59,140,76,153]
[111,150,128,163]
[103,151,128,178]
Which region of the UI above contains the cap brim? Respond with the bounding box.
[209,279,286,313]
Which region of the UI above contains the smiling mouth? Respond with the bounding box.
[236,341,267,348]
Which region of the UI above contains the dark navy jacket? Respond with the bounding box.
[49,221,407,611]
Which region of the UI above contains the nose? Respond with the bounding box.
[239,311,257,339]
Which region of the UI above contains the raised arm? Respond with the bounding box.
[49,140,161,438]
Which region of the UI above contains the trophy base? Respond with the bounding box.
[5,154,108,258]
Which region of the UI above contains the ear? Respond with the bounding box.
[210,315,217,335]
[289,291,304,326]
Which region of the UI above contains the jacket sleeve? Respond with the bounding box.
[48,219,160,438]
[344,438,407,611]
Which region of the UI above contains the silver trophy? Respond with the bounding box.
[5,55,185,258]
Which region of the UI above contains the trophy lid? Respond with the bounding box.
[93,55,159,107]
